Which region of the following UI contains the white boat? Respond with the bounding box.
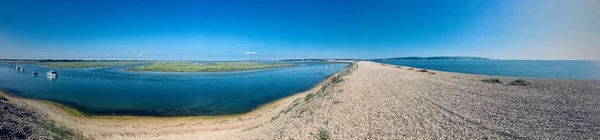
[47,70,58,76]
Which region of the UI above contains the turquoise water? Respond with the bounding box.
[378,60,600,79]
[0,63,348,116]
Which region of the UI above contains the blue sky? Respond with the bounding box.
[0,0,598,60]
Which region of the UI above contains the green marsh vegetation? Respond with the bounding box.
[2,59,142,68]
[38,61,142,68]
[127,62,296,72]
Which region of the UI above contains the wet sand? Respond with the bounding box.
[2,61,600,139]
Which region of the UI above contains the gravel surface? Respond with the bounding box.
[3,61,599,139]
[1,96,54,140]
[240,61,600,139]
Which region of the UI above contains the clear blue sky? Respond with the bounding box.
[1,0,598,60]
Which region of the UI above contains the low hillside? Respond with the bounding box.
[0,94,81,140]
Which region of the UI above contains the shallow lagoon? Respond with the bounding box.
[0,63,348,116]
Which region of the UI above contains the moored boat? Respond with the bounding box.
[47,70,58,76]
[16,65,24,72]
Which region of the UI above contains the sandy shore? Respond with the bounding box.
[3,61,600,139]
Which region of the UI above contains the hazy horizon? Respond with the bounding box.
[1,0,599,60]
[3,56,600,62]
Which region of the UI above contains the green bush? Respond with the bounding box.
[481,78,502,84]
[318,129,330,140]
[417,69,428,72]
[509,79,530,86]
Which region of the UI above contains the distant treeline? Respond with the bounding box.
[35,59,144,62]
[0,59,149,62]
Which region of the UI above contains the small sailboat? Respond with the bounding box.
[47,70,58,76]
[16,65,24,72]
[32,71,38,76]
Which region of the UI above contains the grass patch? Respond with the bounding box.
[428,72,436,74]
[0,95,7,101]
[396,66,402,68]
[127,62,295,72]
[284,99,301,114]
[318,128,330,140]
[65,108,86,116]
[332,100,342,104]
[41,122,73,140]
[481,78,502,84]
[417,69,429,72]
[508,79,530,86]
[304,93,316,102]
[407,68,414,70]
[296,108,308,116]
[39,61,141,68]
[41,100,87,116]
[319,85,330,93]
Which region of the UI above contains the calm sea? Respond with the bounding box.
[0,63,348,116]
[378,60,600,79]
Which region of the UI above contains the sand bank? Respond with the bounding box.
[3,61,600,139]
